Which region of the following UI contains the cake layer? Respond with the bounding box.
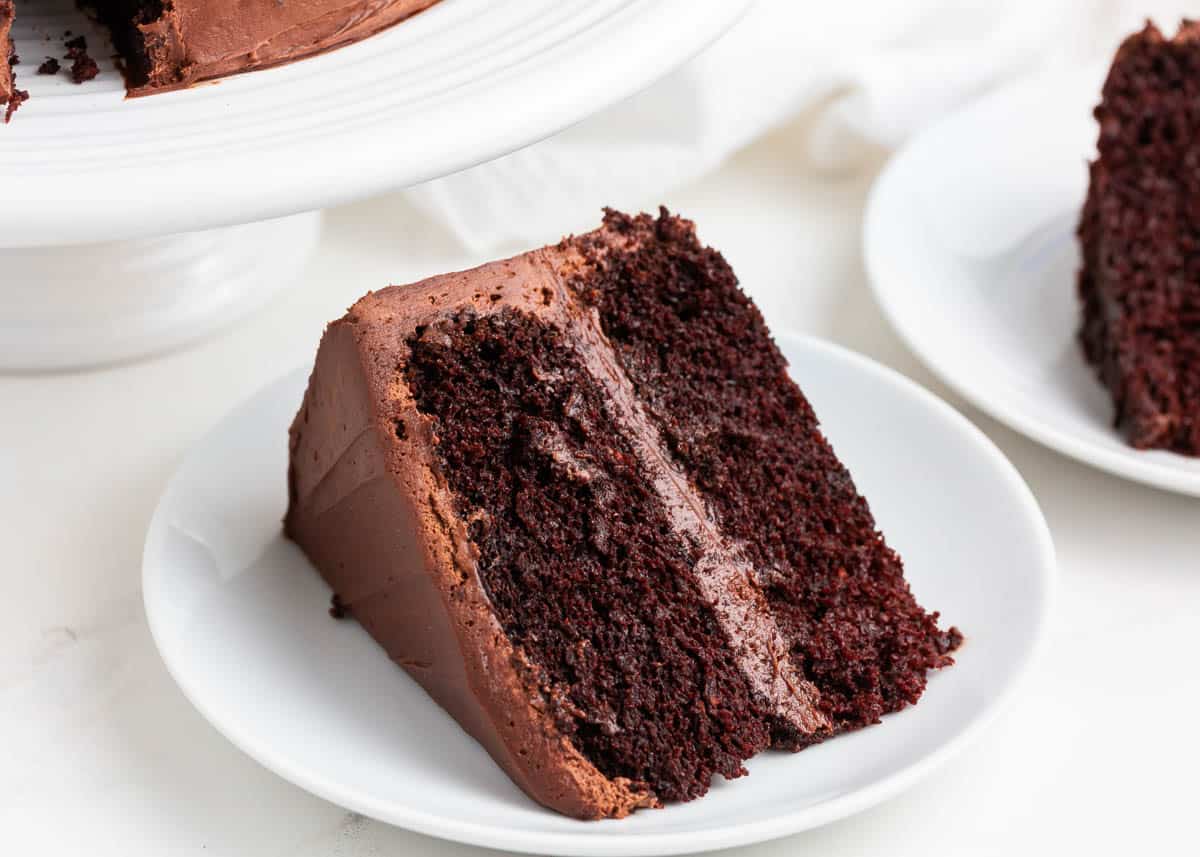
[405,308,777,801]
[563,210,961,740]
[286,260,659,819]
[96,0,440,95]
[1078,22,1200,455]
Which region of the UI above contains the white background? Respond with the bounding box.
[3,115,1198,854]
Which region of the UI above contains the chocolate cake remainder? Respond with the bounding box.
[90,0,440,96]
[1078,21,1200,455]
[285,209,960,819]
[0,0,439,114]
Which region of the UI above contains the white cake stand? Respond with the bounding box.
[0,0,751,369]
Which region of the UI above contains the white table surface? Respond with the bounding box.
[4,117,1197,856]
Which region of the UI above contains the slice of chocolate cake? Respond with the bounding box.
[1078,21,1200,455]
[285,209,959,819]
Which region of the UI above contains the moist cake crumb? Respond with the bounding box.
[63,35,98,83]
[69,53,98,83]
[328,594,349,619]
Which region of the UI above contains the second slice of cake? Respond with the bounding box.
[1079,21,1200,455]
[285,209,959,819]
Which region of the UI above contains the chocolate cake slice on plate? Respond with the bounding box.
[1078,21,1200,455]
[285,209,960,819]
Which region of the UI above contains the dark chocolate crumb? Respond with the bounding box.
[38,58,60,75]
[4,87,28,122]
[69,54,99,83]
[64,37,99,84]
[329,593,349,619]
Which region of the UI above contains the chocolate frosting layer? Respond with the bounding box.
[129,0,439,95]
[285,224,829,818]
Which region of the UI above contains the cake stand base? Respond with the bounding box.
[0,211,323,372]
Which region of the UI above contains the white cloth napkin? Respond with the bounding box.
[405,0,1200,251]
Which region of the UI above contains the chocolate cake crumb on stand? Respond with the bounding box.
[1078,21,1200,456]
[285,209,960,819]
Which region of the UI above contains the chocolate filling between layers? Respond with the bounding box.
[404,308,772,802]
[566,209,961,742]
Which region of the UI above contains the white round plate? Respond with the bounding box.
[865,67,1200,497]
[1,0,750,247]
[143,331,1054,856]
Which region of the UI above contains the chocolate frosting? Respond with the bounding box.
[129,0,439,95]
[285,224,829,819]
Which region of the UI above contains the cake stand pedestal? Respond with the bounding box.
[0,0,750,371]
[0,212,322,370]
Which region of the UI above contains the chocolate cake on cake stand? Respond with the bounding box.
[0,0,751,369]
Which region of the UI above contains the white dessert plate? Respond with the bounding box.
[0,0,750,246]
[864,66,1200,497]
[143,331,1055,856]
